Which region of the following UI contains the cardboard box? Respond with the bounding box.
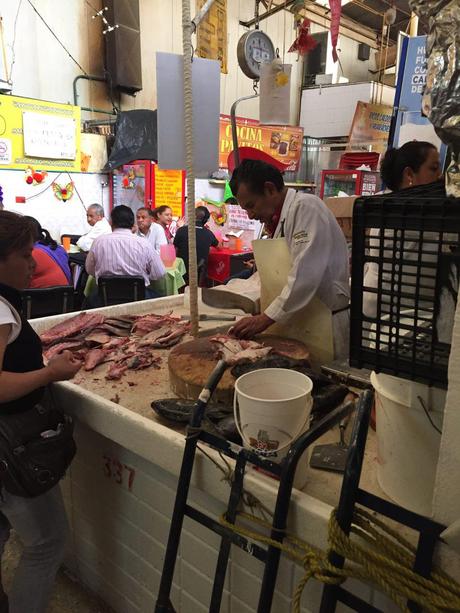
[324,196,357,240]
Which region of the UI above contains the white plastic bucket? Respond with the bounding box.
[371,371,446,516]
[234,368,313,489]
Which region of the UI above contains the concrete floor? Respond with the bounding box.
[3,533,112,613]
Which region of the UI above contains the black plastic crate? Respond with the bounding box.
[350,183,460,388]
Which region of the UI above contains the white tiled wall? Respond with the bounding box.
[299,82,395,138]
[62,424,379,612]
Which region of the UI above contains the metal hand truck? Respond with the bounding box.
[154,360,358,613]
[319,389,446,613]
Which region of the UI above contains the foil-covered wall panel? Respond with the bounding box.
[409,0,460,196]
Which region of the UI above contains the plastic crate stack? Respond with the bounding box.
[350,181,460,388]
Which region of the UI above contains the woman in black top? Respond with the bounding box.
[173,206,218,285]
[0,211,81,613]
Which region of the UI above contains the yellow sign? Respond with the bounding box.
[196,0,227,74]
[0,94,81,172]
[153,166,185,218]
[348,101,393,154]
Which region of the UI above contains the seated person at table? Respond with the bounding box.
[153,205,174,243]
[76,203,111,252]
[174,206,218,284]
[86,205,165,299]
[25,216,72,288]
[136,207,167,254]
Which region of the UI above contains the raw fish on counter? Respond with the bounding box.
[40,311,191,381]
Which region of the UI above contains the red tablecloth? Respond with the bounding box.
[207,247,249,283]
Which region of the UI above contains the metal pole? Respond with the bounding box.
[230,94,259,169]
[409,12,418,36]
[192,0,216,32]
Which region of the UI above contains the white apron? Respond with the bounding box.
[253,237,335,367]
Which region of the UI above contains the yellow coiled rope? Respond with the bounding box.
[219,507,460,612]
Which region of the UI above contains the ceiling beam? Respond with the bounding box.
[239,0,297,27]
[304,4,379,49]
[240,1,379,50]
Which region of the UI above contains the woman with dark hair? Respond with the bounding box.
[0,210,81,612]
[24,217,72,288]
[173,205,218,285]
[363,141,442,317]
[380,140,441,191]
[153,205,174,243]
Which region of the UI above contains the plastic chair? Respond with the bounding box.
[97,275,146,307]
[339,152,380,171]
[60,233,81,246]
[21,286,74,319]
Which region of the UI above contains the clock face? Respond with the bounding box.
[237,30,275,80]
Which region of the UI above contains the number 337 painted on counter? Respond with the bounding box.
[103,454,136,491]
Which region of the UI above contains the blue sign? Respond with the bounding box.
[398,35,428,112]
[390,34,447,169]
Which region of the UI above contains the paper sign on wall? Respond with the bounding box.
[0,94,81,171]
[348,101,393,154]
[153,166,185,218]
[227,204,257,231]
[23,112,76,160]
[0,139,12,164]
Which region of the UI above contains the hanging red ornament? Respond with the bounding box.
[33,172,45,183]
[329,0,342,63]
[24,166,47,186]
[288,18,318,56]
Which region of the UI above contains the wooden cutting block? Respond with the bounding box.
[168,335,310,403]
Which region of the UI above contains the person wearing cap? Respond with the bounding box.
[228,159,350,357]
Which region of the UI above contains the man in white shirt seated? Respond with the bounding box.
[86,205,165,300]
[76,204,112,252]
[136,207,167,254]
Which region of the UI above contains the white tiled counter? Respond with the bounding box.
[31,296,452,613]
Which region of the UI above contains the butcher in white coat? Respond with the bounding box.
[229,159,350,357]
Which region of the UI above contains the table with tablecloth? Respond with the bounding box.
[150,257,186,296]
[206,247,254,284]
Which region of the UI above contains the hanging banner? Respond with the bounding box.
[219,115,304,171]
[0,94,81,171]
[196,0,228,74]
[348,101,393,154]
[398,35,428,113]
[153,166,185,218]
[390,35,447,162]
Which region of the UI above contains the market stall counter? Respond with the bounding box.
[30,295,457,613]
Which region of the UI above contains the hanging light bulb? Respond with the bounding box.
[290,0,305,13]
[384,5,397,25]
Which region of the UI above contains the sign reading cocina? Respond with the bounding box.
[219,115,304,171]
[0,94,81,172]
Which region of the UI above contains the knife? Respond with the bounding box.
[181,313,237,322]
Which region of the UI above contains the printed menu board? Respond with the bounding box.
[0,94,81,171]
[153,166,185,218]
[219,114,303,172]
